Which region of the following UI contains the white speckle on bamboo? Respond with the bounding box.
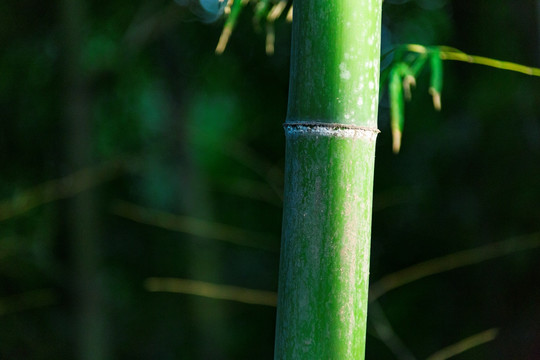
[339,62,351,80]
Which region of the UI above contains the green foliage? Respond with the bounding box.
[216,0,292,54]
[383,44,540,153]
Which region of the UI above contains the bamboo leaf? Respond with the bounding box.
[409,52,428,76]
[380,67,391,91]
[405,44,540,77]
[266,0,288,22]
[402,74,416,101]
[215,0,244,54]
[429,48,443,111]
[253,0,271,30]
[285,3,292,22]
[386,43,539,154]
[265,0,288,55]
[390,64,406,153]
[399,63,416,101]
[265,21,275,55]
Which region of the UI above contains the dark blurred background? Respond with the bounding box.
[1,0,539,359]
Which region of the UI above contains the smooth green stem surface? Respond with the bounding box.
[287,0,382,128]
[275,126,377,359]
[275,1,382,358]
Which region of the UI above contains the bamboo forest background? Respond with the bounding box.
[1,0,540,359]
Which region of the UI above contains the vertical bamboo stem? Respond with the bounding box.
[61,0,107,358]
[274,1,382,358]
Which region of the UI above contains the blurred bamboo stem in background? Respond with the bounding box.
[61,0,107,356]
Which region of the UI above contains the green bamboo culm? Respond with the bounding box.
[274,1,383,359]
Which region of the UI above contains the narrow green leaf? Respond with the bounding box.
[265,0,289,55]
[410,52,428,76]
[266,21,275,55]
[267,0,288,22]
[429,48,443,110]
[380,67,391,91]
[398,64,416,101]
[253,0,271,29]
[216,0,244,54]
[390,65,405,154]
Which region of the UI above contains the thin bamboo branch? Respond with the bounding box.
[369,301,417,360]
[123,2,184,51]
[370,232,540,302]
[189,131,284,200]
[0,159,131,222]
[219,140,284,200]
[0,288,57,316]
[211,177,283,206]
[110,200,279,251]
[143,229,538,357]
[426,328,499,360]
[405,44,540,77]
[145,277,277,306]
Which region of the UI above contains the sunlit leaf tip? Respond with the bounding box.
[267,0,288,22]
[253,0,271,29]
[403,74,416,101]
[429,49,443,111]
[215,26,232,54]
[286,4,293,22]
[429,87,442,111]
[266,22,275,55]
[392,128,402,154]
[215,0,243,54]
[389,65,405,153]
[265,0,287,55]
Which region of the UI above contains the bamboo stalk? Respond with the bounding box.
[274,1,383,358]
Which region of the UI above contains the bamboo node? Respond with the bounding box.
[284,122,380,140]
